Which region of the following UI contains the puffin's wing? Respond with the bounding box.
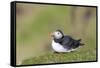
[61,36,74,49]
[61,36,73,45]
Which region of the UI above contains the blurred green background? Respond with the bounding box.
[16,3,97,65]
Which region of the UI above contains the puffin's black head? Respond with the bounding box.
[51,29,64,39]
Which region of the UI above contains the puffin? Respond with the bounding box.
[51,30,84,53]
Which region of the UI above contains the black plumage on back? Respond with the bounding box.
[54,35,84,50]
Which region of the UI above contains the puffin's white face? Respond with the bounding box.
[52,31,63,39]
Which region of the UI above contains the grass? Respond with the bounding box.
[21,37,96,65]
[22,48,96,65]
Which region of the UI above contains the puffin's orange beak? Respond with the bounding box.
[50,32,54,37]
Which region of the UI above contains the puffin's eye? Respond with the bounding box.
[58,32,59,34]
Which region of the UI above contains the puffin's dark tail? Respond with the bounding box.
[77,39,85,46]
[79,43,85,46]
[77,39,81,42]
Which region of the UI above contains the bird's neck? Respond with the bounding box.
[54,36,64,43]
